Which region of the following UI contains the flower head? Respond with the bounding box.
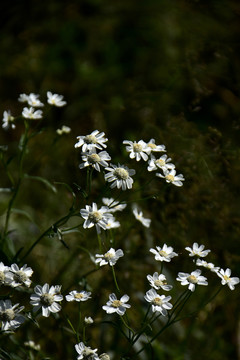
[146,139,166,153]
[123,140,150,161]
[84,316,94,324]
[75,130,108,152]
[95,248,124,267]
[103,293,130,316]
[196,259,219,273]
[105,217,121,229]
[156,168,185,187]
[30,283,63,317]
[56,125,71,135]
[104,164,135,190]
[0,300,25,331]
[144,289,172,315]
[147,272,173,291]
[150,244,178,262]
[102,198,127,213]
[47,91,66,107]
[18,93,29,103]
[176,269,208,292]
[132,206,151,228]
[75,342,99,360]
[7,263,33,288]
[217,268,239,290]
[147,154,175,172]
[22,107,43,119]
[80,202,113,233]
[2,110,15,130]
[185,243,211,258]
[24,340,41,351]
[0,262,11,286]
[27,93,44,107]
[65,290,91,302]
[79,150,111,172]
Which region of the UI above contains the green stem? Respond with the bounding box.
[112,265,120,293]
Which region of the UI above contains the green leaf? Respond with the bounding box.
[11,208,36,224]
[24,174,57,193]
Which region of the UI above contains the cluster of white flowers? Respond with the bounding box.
[2,91,68,130]
[0,261,33,288]
[123,138,185,187]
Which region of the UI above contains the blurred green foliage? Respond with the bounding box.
[0,0,240,359]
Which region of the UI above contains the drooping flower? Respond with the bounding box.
[95,248,124,267]
[103,293,130,316]
[47,91,66,107]
[146,139,166,153]
[7,263,33,288]
[2,110,15,130]
[147,272,173,291]
[102,198,127,213]
[104,164,135,190]
[79,150,111,172]
[30,283,63,317]
[0,299,25,331]
[147,154,175,172]
[132,206,151,228]
[176,269,208,292]
[80,202,113,233]
[150,244,178,262]
[22,107,43,119]
[75,342,99,360]
[123,140,150,161]
[75,130,108,152]
[196,259,220,273]
[144,289,172,315]
[65,290,91,302]
[217,268,239,290]
[156,168,185,187]
[185,243,211,258]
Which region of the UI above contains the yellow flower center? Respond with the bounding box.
[0,309,15,321]
[133,143,143,152]
[114,167,129,180]
[165,174,175,182]
[13,271,28,284]
[155,159,165,166]
[74,293,84,299]
[112,300,122,308]
[89,153,101,163]
[187,275,198,284]
[153,297,162,306]
[84,134,97,144]
[159,250,168,257]
[41,293,55,306]
[0,271,5,284]
[154,279,167,287]
[148,143,157,149]
[104,252,114,260]
[89,211,102,223]
[223,275,230,282]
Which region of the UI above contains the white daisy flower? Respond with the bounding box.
[24,340,41,351]
[7,263,33,288]
[18,93,29,103]
[185,243,211,258]
[176,269,208,292]
[132,206,151,228]
[30,283,63,317]
[27,93,44,107]
[56,125,71,135]
[0,299,25,331]
[80,202,113,233]
[147,272,173,291]
[84,316,94,324]
[156,168,185,187]
[217,268,239,290]
[2,110,15,130]
[22,107,43,119]
[105,217,121,229]
[144,289,172,315]
[75,342,99,360]
[95,248,124,267]
[103,293,131,316]
[75,130,108,152]
[104,164,136,190]
[123,140,150,161]
[0,262,11,285]
[146,139,166,153]
[102,198,127,213]
[65,290,91,302]
[147,154,175,172]
[150,244,178,262]
[79,150,111,172]
[196,259,220,273]
[47,91,66,107]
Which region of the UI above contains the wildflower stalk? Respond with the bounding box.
[111,265,120,293]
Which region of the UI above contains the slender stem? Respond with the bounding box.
[120,316,135,339]
[97,232,102,253]
[112,265,120,293]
